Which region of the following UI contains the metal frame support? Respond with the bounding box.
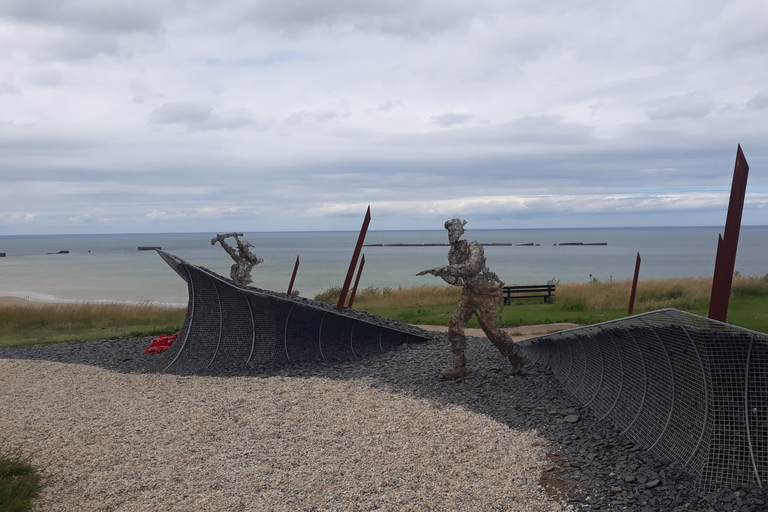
[628,252,641,315]
[337,206,371,311]
[287,255,300,295]
[348,254,365,308]
[709,145,750,322]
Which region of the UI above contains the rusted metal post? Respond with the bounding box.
[337,206,371,311]
[628,252,641,315]
[287,256,300,295]
[709,145,749,322]
[348,255,365,309]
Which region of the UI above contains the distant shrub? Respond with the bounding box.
[732,276,768,297]
[314,286,342,302]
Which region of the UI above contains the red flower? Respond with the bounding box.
[144,332,179,354]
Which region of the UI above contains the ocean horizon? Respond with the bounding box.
[1,226,767,305]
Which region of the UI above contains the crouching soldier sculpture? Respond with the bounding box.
[418,219,527,378]
[211,232,263,286]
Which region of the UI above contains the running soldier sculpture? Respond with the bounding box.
[211,232,263,286]
[417,219,527,378]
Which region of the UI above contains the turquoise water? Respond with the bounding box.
[0,227,766,304]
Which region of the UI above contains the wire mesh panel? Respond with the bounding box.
[624,325,675,451]
[164,269,223,372]
[351,322,386,357]
[576,328,603,408]
[242,293,278,366]
[586,328,624,422]
[700,330,753,487]
[205,279,255,369]
[605,328,646,432]
[518,308,768,491]
[747,338,768,487]
[154,251,429,372]
[282,304,326,363]
[318,313,356,362]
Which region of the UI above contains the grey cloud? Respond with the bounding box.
[237,0,478,37]
[746,90,768,110]
[645,94,715,120]
[0,82,21,95]
[2,0,163,33]
[285,110,337,125]
[484,115,595,146]
[150,102,213,125]
[3,0,164,62]
[28,70,63,86]
[431,112,472,127]
[34,33,123,60]
[701,2,768,59]
[203,109,258,131]
[2,1,768,234]
[149,102,256,131]
[378,100,404,111]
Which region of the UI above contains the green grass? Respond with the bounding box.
[3,276,765,349]
[0,302,186,348]
[317,276,768,333]
[0,456,40,512]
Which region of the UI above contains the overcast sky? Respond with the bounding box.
[1,0,766,235]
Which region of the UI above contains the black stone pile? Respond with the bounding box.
[2,330,766,511]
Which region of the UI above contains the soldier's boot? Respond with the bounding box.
[507,350,528,376]
[441,351,467,379]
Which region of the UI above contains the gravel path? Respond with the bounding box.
[2,332,767,511]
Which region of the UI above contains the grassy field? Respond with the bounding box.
[1,275,766,349]
[319,275,768,333]
[0,302,186,348]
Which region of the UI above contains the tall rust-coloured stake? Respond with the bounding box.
[348,255,366,308]
[337,206,371,311]
[628,252,641,315]
[287,256,300,295]
[709,145,749,322]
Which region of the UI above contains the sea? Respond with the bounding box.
[0,226,766,306]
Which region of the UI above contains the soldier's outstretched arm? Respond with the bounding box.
[211,235,239,260]
[417,266,463,286]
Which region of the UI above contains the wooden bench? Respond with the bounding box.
[502,284,555,304]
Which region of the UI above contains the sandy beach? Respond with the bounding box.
[0,296,62,307]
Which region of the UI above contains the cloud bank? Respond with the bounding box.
[0,0,766,234]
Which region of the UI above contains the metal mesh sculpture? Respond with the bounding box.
[153,251,429,373]
[517,308,768,491]
[418,218,526,378]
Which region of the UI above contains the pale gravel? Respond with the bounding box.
[1,359,572,512]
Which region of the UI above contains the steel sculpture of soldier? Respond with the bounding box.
[211,232,263,286]
[417,219,527,378]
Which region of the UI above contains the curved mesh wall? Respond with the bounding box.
[155,251,429,373]
[518,309,768,491]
